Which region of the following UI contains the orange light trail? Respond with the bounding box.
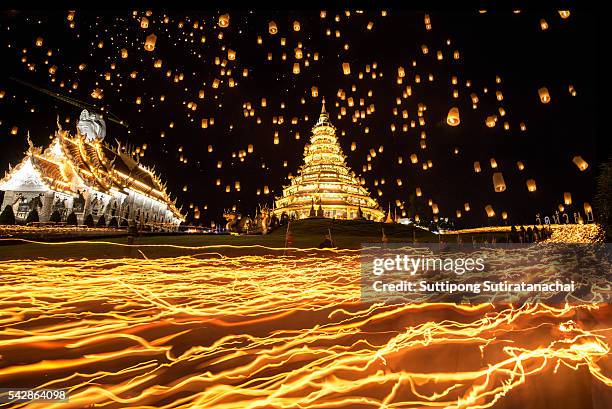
[0,243,609,408]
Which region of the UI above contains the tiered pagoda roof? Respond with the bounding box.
[274,99,384,221]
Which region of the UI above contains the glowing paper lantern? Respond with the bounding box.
[293,21,300,31]
[492,172,506,192]
[416,187,422,197]
[538,87,550,103]
[485,205,495,218]
[121,48,128,58]
[268,21,278,35]
[446,107,460,126]
[140,17,149,29]
[342,62,351,75]
[144,33,157,51]
[218,14,230,28]
[558,10,571,19]
[517,161,525,171]
[572,156,588,171]
[490,158,498,168]
[526,179,537,192]
[486,116,497,127]
[564,192,572,205]
[473,161,481,173]
[464,202,470,211]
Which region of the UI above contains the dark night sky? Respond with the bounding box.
[0,8,604,227]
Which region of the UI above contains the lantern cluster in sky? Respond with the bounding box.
[0,8,597,225]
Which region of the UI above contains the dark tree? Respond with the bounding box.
[108,217,118,228]
[594,157,612,240]
[96,214,106,227]
[25,209,39,224]
[0,205,16,225]
[66,211,78,226]
[49,210,61,223]
[84,214,94,227]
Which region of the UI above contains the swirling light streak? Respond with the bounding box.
[0,242,609,408]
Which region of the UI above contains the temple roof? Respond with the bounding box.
[1,126,184,221]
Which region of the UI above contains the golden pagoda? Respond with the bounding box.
[273,99,384,221]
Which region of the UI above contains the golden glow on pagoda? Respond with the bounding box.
[273,99,384,221]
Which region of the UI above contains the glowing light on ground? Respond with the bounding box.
[0,243,609,408]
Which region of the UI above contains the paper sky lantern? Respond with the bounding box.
[564,192,572,205]
[342,62,351,75]
[558,10,571,19]
[486,116,497,127]
[526,179,537,192]
[140,17,149,28]
[502,211,508,220]
[485,205,495,218]
[268,21,278,34]
[490,158,498,168]
[540,19,549,30]
[144,33,157,51]
[227,49,236,60]
[218,14,230,28]
[446,107,460,126]
[474,161,481,173]
[416,187,422,197]
[293,21,300,31]
[464,202,470,211]
[584,202,592,215]
[572,156,589,171]
[538,87,550,103]
[492,172,506,192]
[517,161,525,171]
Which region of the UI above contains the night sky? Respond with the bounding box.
[0,8,603,227]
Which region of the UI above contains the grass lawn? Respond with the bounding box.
[0,218,438,260]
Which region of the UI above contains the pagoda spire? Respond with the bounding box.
[315,96,332,127]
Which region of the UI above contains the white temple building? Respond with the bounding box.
[0,110,184,227]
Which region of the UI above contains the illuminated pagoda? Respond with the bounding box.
[0,110,184,227]
[273,99,385,221]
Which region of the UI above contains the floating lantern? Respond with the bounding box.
[218,14,230,28]
[293,20,300,31]
[584,202,592,215]
[227,49,236,60]
[540,19,549,30]
[292,63,300,74]
[572,156,588,171]
[432,204,439,214]
[311,86,318,97]
[456,210,462,218]
[490,158,498,168]
[342,62,351,75]
[144,33,157,51]
[502,211,508,220]
[486,116,497,127]
[473,161,481,173]
[568,84,577,96]
[35,37,43,47]
[367,21,374,30]
[485,205,495,218]
[464,202,470,212]
[526,179,537,192]
[538,87,550,103]
[492,172,506,192]
[517,161,525,171]
[268,21,278,35]
[416,187,422,197]
[558,10,571,19]
[140,17,149,29]
[121,48,128,58]
[446,107,460,126]
[564,192,572,205]
[10,126,18,135]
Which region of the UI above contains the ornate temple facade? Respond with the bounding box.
[273,100,385,221]
[0,110,184,227]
